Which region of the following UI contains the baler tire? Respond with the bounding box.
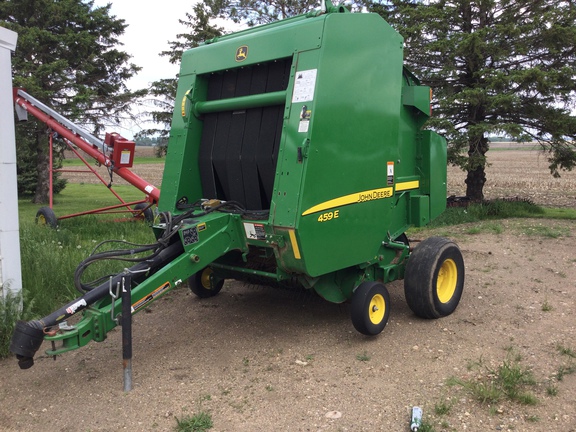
[189,267,224,299]
[133,203,154,222]
[404,237,465,319]
[351,281,390,336]
[35,207,58,228]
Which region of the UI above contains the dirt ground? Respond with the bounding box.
[1,147,575,432]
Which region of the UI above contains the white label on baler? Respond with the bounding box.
[298,120,310,133]
[243,223,266,240]
[292,69,317,103]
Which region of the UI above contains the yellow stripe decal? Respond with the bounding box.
[302,187,393,216]
[395,180,420,192]
[288,229,301,260]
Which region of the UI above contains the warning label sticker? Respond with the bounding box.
[244,223,266,240]
[292,69,317,103]
[120,150,131,165]
[132,282,171,313]
[387,161,394,186]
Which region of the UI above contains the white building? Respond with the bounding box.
[0,27,22,304]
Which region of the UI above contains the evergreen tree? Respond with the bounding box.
[1,0,144,203]
[378,0,576,201]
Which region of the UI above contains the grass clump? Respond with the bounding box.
[556,364,576,382]
[448,357,537,406]
[434,399,453,416]
[174,412,213,432]
[418,420,437,432]
[356,351,371,362]
[557,345,576,358]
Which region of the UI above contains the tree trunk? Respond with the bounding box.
[33,132,50,204]
[465,136,489,202]
[465,166,486,202]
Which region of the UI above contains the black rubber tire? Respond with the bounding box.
[188,267,224,298]
[351,281,391,336]
[133,203,154,222]
[35,207,58,228]
[404,237,465,319]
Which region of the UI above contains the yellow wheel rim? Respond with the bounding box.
[200,268,213,289]
[37,215,46,225]
[437,258,458,303]
[369,294,385,325]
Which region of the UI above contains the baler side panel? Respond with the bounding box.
[289,14,405,277]
[420,130,448,221]
[159,73,207,213]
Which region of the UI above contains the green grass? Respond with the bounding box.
[18,183,150,221]
[356,351,371,361]
[428,200,576,228]
[521,225,570,238]
[556,364,576,381]
[434,399,453,416]
[174,412,213,432]
[418,421,437,432]
[557,345,576,358]
[448,357,537,406]
[17,214,155,320]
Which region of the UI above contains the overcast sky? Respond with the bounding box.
[93,0,195,91]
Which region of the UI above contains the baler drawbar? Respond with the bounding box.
[11,1,465,370]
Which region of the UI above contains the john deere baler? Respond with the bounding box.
[11,2,464,369]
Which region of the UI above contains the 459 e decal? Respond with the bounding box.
[317,210,339,223]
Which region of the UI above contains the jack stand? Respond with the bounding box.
[121,273,132,392]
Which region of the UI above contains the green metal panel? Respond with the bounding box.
[419,130,448,220]
[410,195,430,227]
[275,13,406,276]
[159,73,206,211]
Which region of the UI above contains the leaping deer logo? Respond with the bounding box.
[235,45,248,62]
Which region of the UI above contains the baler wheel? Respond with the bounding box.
[351,281,391,335]
[35,206,58,228]
[188,267,224,298]
[404,237,465,319]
